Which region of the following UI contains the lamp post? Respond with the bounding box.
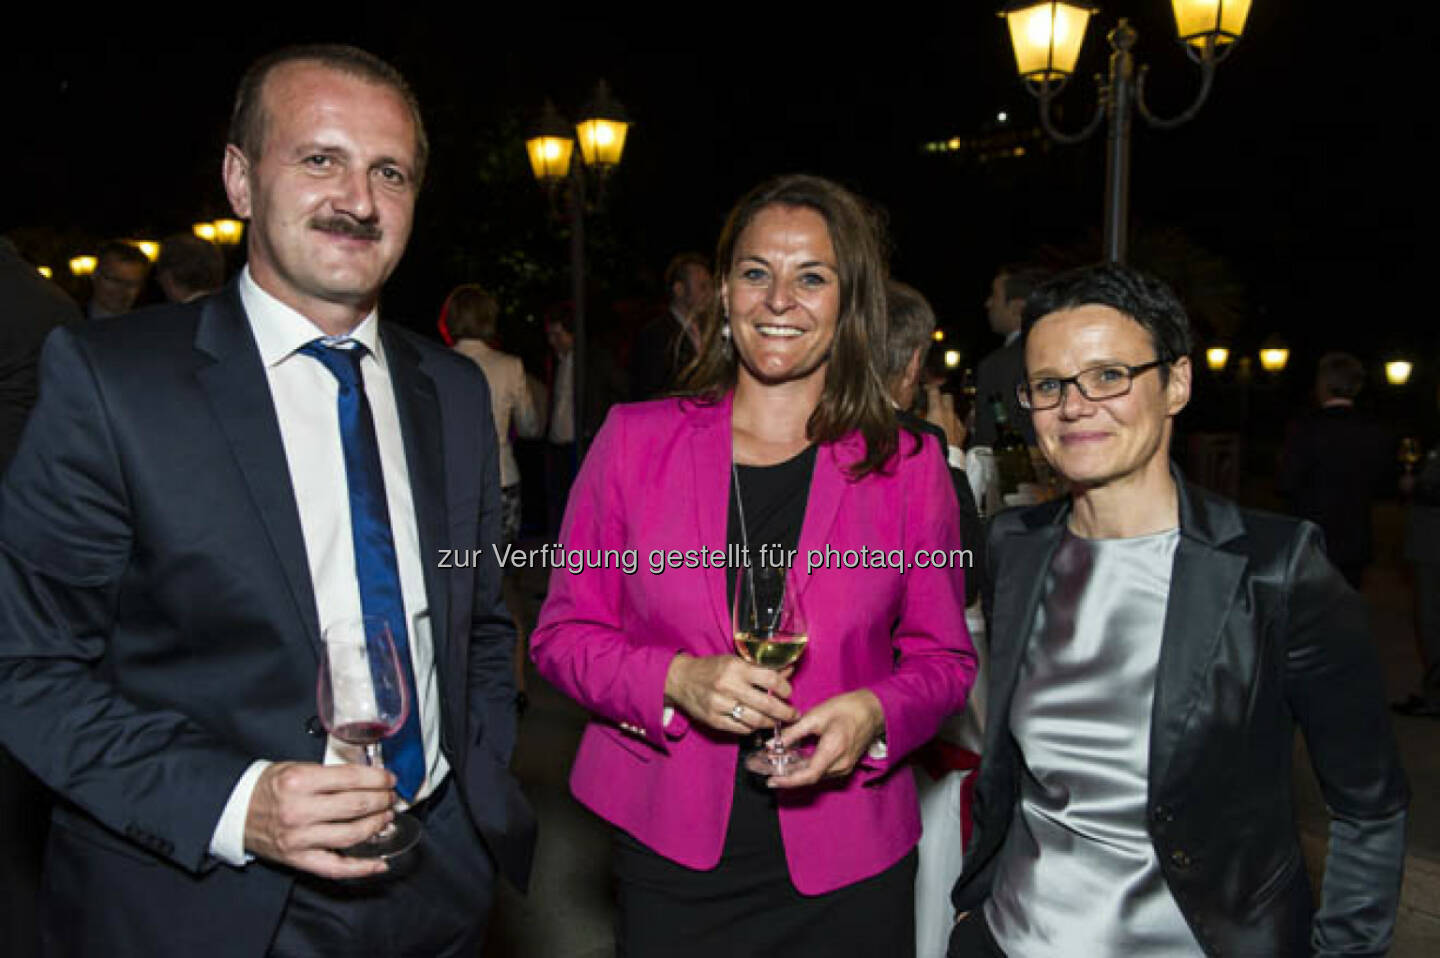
[999,1,1251,263]
[1386,360,1414,387]
[524,81,630,459]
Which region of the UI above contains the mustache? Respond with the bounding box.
[309,215,382,240]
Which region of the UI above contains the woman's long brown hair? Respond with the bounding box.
[676,174,898,479]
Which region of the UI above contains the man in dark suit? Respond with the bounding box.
[0,236,80,958]
[628,251,711,400]
[1277,351,1395,589]
[971,265,1049,447]
[0,45,533,956]
[950,265,1407,957]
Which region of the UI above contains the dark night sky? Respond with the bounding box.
[1,4,1429,392]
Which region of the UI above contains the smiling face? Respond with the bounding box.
[1025,303,1191,491]
[721,204,841,390]
[222,61,418,329]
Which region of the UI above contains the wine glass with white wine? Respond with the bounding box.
[733,560,809,776]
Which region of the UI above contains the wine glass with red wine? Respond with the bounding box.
[317,615,421,858]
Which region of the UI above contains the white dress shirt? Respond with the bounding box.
[210,268,449,865]
[548,350,575,444]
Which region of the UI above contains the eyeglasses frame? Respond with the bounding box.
[1016,357,1172,411]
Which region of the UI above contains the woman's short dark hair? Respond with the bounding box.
[229,44,428,187]
[1021,264,1194,381]
[679,174,897,478]
[444,284,500,342]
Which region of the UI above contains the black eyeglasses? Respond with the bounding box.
[1017,358,1170,411]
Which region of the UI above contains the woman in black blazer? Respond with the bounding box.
[949,265,1407,957]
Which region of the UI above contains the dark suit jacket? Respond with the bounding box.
[900,412,985,605]
[953,476,1408,957]
[1,240,79,470]
[971,337,1034,447]
[627,308,694,402]
[0,285,536,956]
[1277,403,1395,567]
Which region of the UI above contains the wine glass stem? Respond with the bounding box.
[363,743,380,768]
[765,687,784,753]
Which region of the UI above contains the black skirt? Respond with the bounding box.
[612,758,917,958]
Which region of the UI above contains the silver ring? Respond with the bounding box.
[729,703,745,722]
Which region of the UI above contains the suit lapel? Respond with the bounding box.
[1148,480,1247,788]
[193,287,321,652]
[383,328,451,668]
[793,438,854,603]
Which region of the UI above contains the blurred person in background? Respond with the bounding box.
[156,233,227,303]
[972,265,1049,446]
[86,239,151,319]
[630,251,712,401]
[1277,351,1395,590]
[447,283,542,712]
[0,235,78,957]
[884,278,987,958]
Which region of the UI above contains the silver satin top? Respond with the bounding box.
[985,527,1204,957]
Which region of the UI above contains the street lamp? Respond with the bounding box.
[1258,342,1288,373]
[213,219,245,245]
[69,255,97,276]
[1386,360,1414,386]
[524,82,631,457]
[193,222,218,242]
[1205,346,1230,372]
[129,240,161,263]
[999,1,1251,263]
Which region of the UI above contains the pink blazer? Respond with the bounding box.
[531,393,976,894]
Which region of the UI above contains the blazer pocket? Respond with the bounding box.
[597,723,655,763]
[1251,848,1304,906]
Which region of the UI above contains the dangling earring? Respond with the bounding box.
[720,321,732,359]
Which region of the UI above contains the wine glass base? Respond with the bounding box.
[340,811,422,860]
[744,747,809,778]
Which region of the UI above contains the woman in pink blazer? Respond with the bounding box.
[532,175,976,957]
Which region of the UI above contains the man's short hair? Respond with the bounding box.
[228,44,429,187]
[664,252,708,299]
[444,284,500,342]
[97,240,151,271]
[1317,351,1366,399]
[156,234,225,295]
[883,279,936,387]
[999,264,1052,304]
[1022,263,1194,382]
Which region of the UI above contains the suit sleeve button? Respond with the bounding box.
[305,715,326,737]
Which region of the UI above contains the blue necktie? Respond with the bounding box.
[299,339,425,801]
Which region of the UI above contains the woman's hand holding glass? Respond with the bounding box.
[663,653,798,734]
[768,688,886,789]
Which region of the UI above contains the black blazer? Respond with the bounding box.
[952,476,1408,957]
[0,286,536,956]
[972,337,1034,447]
[627,308,695,402]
